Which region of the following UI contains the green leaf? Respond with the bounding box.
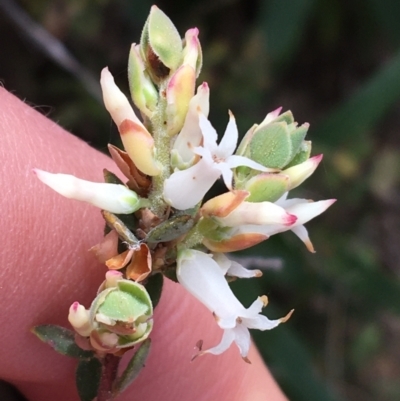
[76,358,102,401]
[114,339,151,396]
[101,210,139,246]
[32,325,94,359]
[146,214,195,243]
[145,273,164,308]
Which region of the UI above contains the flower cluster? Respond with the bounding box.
[34,6,335,362]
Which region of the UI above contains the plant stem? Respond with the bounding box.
[97,354,121,401]
[149,81,171,217]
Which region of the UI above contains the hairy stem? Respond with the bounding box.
[148,81,172,217]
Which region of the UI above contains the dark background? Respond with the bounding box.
[1,1,400,400]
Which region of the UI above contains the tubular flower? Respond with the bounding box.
[177,249,292,360]
[164,111,273,210]
[231,194,336,252]
[34,169,144,214]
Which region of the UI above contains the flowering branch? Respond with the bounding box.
[32,6,335,400]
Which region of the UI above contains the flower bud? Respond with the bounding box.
[68,302,92,337]
[128,44,158,117]
[182,28,202,78]
[100,67,144,128]
[237,109,310,170]
[118,119,161,176]
[88,277,153,352]
[140,6,183,81]
[165,29,202,136]
[34,169,143,214]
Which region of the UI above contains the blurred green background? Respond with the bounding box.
[1,1,400,400]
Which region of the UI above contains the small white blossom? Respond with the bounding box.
[34,169,142,214]
[164,111,272,210]
[177,249,291,359]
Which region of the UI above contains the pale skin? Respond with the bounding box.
[0,87,288,401]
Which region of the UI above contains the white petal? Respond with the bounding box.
[232,324,251,357]
[216,111,238,158]
[163,159,221,210]
[100,67,142,127]
[291,224,315,252]
[177,249,244,318]
[212,253,231,274]
[204,328,236,355]
[284,199,336,226]
[225,154,270,172]
[218,162,234,190]
[242,314,282,331]
[213,254,260,278]
[172,83,210,165]
[198,113,218,153]
[34,169,140,214]
[217,315,239,329]
[213,252,261,276]
[241,297,264,318]
[227,262,261,278]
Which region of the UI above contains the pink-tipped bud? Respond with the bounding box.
[216,200,297,227]
[166,65,196,136]
[68,302,92,337]
[100,67,144,128]
[182,28,202,77]
[283,154,323,190]
[105,270,123,289]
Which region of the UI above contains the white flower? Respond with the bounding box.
[34,169,142,214]
[164,111,273,210]
[177,249,291,360]
[232,194,336,252]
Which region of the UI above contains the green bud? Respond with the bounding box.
[243,173,289,202]
[128,44,158,117]
[89,275,153,351]
[238,109,310,170]
[140,6,183,81]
